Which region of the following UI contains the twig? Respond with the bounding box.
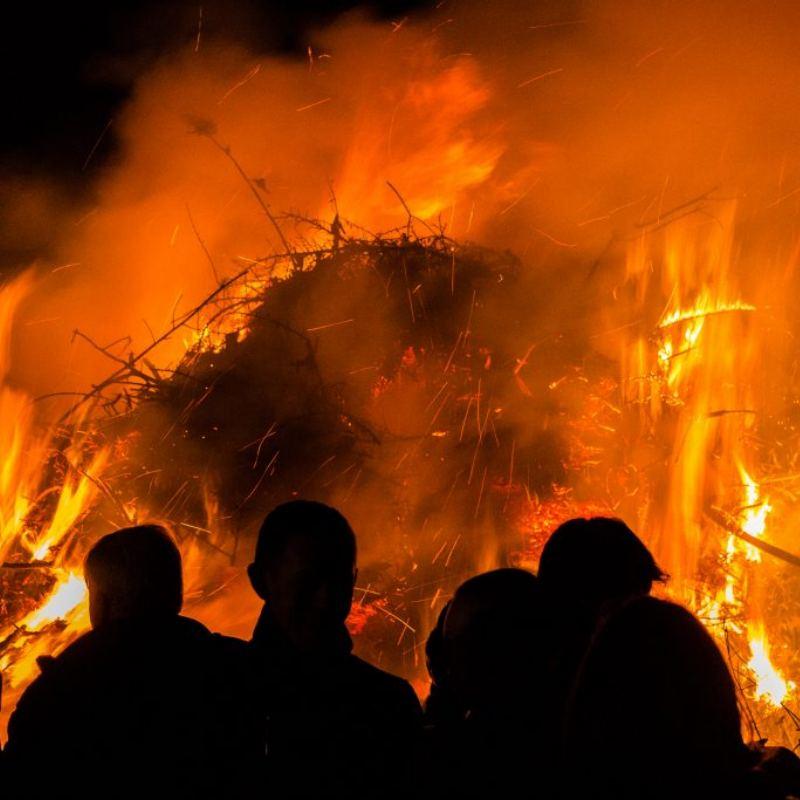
[57,267,252,422]
[186,203,220,283]
[706,506,800,569]
[202,131,298,266]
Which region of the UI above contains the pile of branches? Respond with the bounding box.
[93,217,521,523]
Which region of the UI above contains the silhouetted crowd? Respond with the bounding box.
[3,502,800,799]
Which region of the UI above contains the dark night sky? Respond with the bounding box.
[0,1,430,180]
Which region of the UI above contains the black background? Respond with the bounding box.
[0,1,430,180]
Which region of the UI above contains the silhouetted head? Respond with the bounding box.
[538,517,666,621]
[426,601,451,689]
[424,600,467,725]
[84,524,183,628]
[565,596,749,797]
[442,568,552,716]
[248,500,357,652]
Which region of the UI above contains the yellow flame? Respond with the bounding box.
[25,445,111,562]
[747,626,793,707]
[20,572,88,632]
[658,295,756,329]
[738,464,771,563]
[0,274,104,707]
[0,272,51,564]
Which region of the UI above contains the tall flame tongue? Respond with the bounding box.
[0,273,109,726]
[620,203,796,735]
[748,624,793,708]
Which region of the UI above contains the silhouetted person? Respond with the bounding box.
[537,516,666,725]
[5,525,255,799]
[420,568,557,798]
[539,517,665,619]
[246,500,422,796]
[423,600,465,728]
[564,596,794,800]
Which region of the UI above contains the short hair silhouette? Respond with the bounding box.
[538,517,666,616]
[445,567,543,638]
[253,499,356,570]
[249,500,358,651]
[443,568,549,712]
[565,596,749,797]
[84,524,182,626]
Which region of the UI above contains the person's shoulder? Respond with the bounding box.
[349,654,407,685]
[749,744,800,799]
[208,631,253,665]
[174,614,214,638]
[206,632,262,686]
[349,656,422,705]
[210,630,250,651]
[171,616,242,656]
[7,631,97,733]
[32,628,100,676]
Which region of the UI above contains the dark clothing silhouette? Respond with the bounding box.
[538,517,666,739]
[563,597,790,800]
[5,615,259,799]
[419,569,557,799]
[749,745,800,799]
[248,608,422,797]
[421,708,553,799]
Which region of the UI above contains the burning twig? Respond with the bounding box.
[54,267,252,421]
[658,303,756,330]
[706,506,800,569]
[386,181,439,238]
[186,204,220,284]
[724,629,763,741]
[191,121,298,267]
[636,187,719,232]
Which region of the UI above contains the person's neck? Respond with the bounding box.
[93,612,180,631]
[252,606,352,660]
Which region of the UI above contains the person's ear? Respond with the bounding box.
[247,562,268,601]
[88,587,110,629]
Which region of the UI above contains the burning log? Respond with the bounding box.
[705,507,800,570]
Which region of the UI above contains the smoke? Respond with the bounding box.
[5,0,800,671]
[8,14,503,401]
[6,1,800,402]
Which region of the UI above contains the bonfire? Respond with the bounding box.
[1,169,799,750]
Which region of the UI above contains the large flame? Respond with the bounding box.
[620,203,797,737]
[748,624,793,708]
[0,274,108,724]
[4,1,800,749]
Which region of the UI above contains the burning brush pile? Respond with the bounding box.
[1,198,800,751]
[0,214,554,720]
